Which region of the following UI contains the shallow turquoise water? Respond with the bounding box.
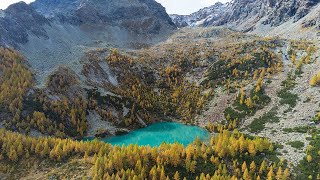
[84,122,210,147]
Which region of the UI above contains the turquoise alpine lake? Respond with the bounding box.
[84,122,210,147]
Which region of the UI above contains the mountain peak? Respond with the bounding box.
[0,0,176,84]
[0,1,49,47]
[6,1,31,13]
[171,0,319,31]
[30,0,175,30]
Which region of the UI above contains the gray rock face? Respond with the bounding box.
[0,0,176,85]
[262,0,318,26]
[171,0,319,31]
[170,2,226,28]
[0,2,49,48]
[31,0,175,34]
[0,0,175,48]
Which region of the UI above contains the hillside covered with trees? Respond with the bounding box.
[0,25,319,179]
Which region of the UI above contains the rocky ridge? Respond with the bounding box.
[170,0,320,34]
[31,0,175,35]
[170,2,227,27]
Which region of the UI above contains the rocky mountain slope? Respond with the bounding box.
[31,0,175,35]
[0,0,176,84]
[171,0,320,35]
[1,0,320,178]
[0,0,177,138]
[170,2,227,27]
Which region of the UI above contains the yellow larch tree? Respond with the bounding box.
[174,171,180,180]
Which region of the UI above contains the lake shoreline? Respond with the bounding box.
[83,122,210,147]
